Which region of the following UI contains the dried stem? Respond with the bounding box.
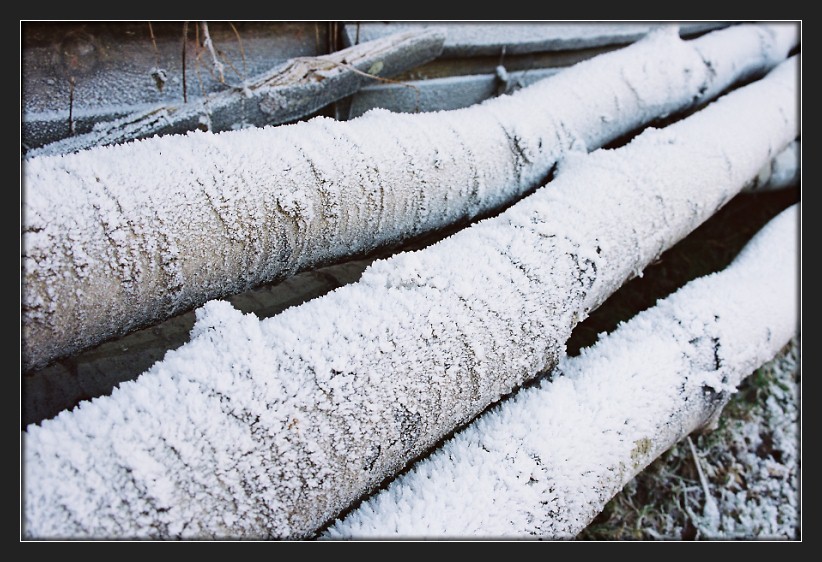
[201,21,225,83]
[687,436,712,503]
[148,21,160,66]
[228,21,247,79]
[68,75,75,135]
[292,55,421,111]
[182,21,189,103]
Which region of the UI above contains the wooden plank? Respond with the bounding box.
[342,21,730,56]
[347,67,560,118]
[344,22,730,82]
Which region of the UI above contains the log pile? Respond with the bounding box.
[22,36,799,538]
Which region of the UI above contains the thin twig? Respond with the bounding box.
[291,56,419,89]
[228,21,247,79]
[686,434,721,538]
[687,436,712,503]
[221,58,245,85]
[148,21,160,66]
[193,22,207,92]
[182,21,189,103]
[328,21,337,53]
[193,23,218,86]
[68,76,75,135]
[147,22,168,92]
[681,489,703,539]
[291,55,421,112]
[189,23,211,129]
[201,21,226,83]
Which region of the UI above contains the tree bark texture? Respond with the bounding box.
[21,24,798,373]
[22,55,799,539]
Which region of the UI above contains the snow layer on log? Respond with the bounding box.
[323,203,799,539]
[21,53,799,540]
[21,23,798,374]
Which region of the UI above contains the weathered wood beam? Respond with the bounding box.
[24,28,446,158]
[347,67,560,118]
[21,22,331,151]
[342,21,729,57]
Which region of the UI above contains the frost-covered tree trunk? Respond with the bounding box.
[322,203,799,539]
[21,23,798,373]
[22,54,799,540]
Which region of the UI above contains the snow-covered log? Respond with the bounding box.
[323,203,799,539]
[24,28,447,159]
[21,23,798,373]
[21,54,799,540]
